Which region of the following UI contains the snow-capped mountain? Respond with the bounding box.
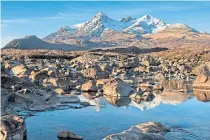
[123,14,166,34]
[43,12,169,41]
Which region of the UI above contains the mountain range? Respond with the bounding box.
[4,12,210,51]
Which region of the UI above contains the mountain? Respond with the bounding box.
[4,12,210,51]
[3,35,85,51]
[43,12,168,42]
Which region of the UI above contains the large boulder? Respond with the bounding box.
[103,78,131,97]
[57,130,83,140]
[1,115,27,140]
[103,121,170,140]
[193,72,210,89]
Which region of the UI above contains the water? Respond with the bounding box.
[25,80,210,140]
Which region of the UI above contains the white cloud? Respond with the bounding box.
[1,19,32,23]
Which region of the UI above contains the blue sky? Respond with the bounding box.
[1,1,210,47]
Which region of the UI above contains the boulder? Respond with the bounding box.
[81,80,98,92]
[1,115,27,140]
[103,121,170,140]
[9,64,27,76]
[103,78,131,97]
[193,72,210,89]
[57,130,83,140]
[82,67,109,79]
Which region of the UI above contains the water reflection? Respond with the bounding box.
[104,95,131,107]
[78,80,208,112]
[194,89,210,102]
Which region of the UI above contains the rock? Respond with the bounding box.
[55,88,65,94]
[29,71,48,82]
[155,73,165,81]
[103,121,170,140]
[193,72,210,89]
[103,78,131,97]
[1,89,15,110]
[1,76,16,89]
[134,66,146,73]
[192,63,210,75]
[81,80,98,92]
[82,67,109,79]
[119,56,139,68]
[1,115,27,140]
[10,64,27,76]
[12,84,22,91]
[57,130,83,140]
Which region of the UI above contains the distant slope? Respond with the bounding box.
[3,35,117,51]
[3,35,85,51]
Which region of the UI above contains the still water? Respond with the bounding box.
[26,80,210,140]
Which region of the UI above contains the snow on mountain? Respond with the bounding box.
[43,12,196,42]
[123,14,166,34]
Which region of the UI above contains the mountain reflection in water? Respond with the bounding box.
[26,79,210,140]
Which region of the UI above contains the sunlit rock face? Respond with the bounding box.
[194,89,210,102]
[193,72,210,90]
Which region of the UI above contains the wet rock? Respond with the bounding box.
[103,121,170,140]
[57,130,83,140]
[103,78,131,97]
[1,115,27,140]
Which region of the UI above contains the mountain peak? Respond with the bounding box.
[94,12,108,19]
[142,14,153,20]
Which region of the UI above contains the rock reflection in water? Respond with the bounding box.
[104,95,131,107]
[194,89,210,102]
[79,92,106,112]
[161,79,192,92]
